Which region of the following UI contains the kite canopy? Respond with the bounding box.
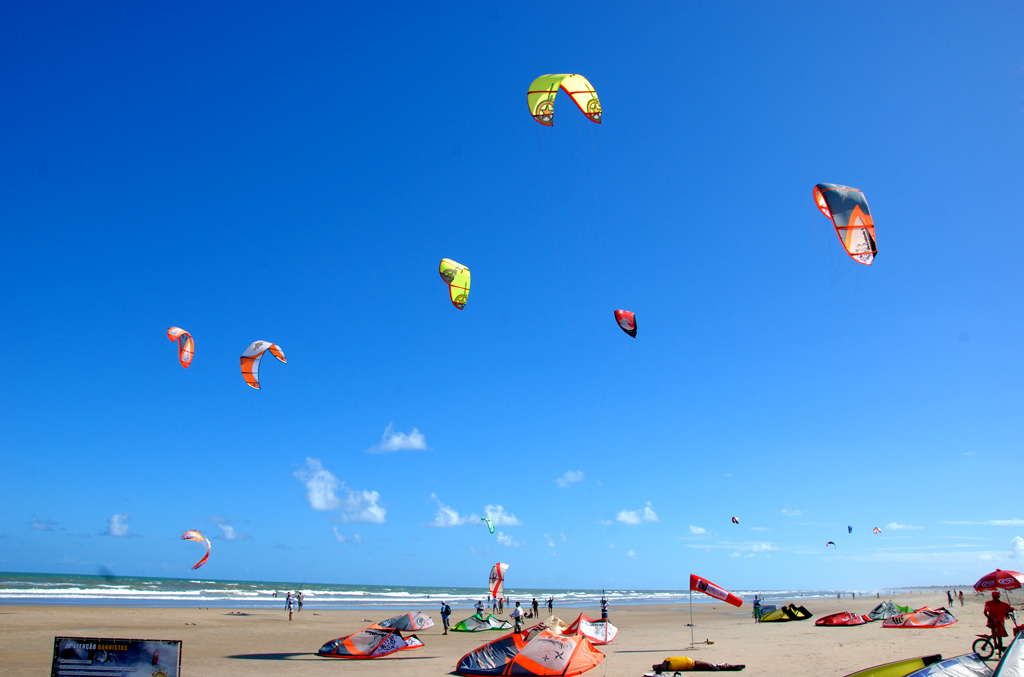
[439,259,471,309]
[760,605,813,622]
[564,615,618,645]
[483,517,495,534]
[240,341,286,389]
[974,569,1024,592]
[614,310,637,338]
[826,541,836,549]
[167,327,194,369]
[731,517,739,524]
[689,574,743,607]
[180,530,210,570]
[456,627,605,676]
[843,656,942,677]
[376,611,435,631]
[873,527,882,534]
[905,654,992,677]
[815,612,870,627]
[318,625,424,658]
[867,600,913,621]
[994,630,1024,676]
[814,183,876,265]
[453,614,514,632]
[490,562,508,599]
[527,74,601,126]
[848,526,853,534]
[882,606,957,629]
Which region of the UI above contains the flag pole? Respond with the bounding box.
[689,588,694,647]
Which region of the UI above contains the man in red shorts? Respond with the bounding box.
[985,591,1015,653]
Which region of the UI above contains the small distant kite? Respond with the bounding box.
[167,327,194,369]
[181,530,211,569]
[527,74,601,126]
[826,541,836,549]
[439,259,470,310]
[731,517,739,525]
[482,517,494,534]
[873,527,881,534]
[614,310,637,338]
[240,341,286,389]
[848,526,853,534]
[814,183,876,265]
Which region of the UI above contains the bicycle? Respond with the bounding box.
[973,611,1018,660]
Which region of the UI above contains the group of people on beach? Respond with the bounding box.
[946,589,965,607]
[273,590,303,620]
[438,596,564,635]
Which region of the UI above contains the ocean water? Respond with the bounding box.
[0,572,870,609]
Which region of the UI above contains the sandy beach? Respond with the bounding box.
[1,591,995,676]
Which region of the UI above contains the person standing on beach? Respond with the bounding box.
[960,590,965,607]
[476,600,484,617]
[753,598,761,623]
[532,598,539,619]
[601,597,609,619]
[947,590,953,606]
[548,597,553,615]
[297,591,303,613]
[492,597,498,614]
[441,601,451,635]
[287,593,294,621]
[511,601,525,631]
[498,597,504,614]
[985,591,1015,653]
[285,591,292,610]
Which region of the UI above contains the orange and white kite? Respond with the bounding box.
[181,530,211,569]
[167,327,194,369]
[240,341,286,389]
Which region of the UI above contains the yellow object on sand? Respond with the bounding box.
[664,657,696,671]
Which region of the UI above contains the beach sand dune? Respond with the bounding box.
[0,594,992,676]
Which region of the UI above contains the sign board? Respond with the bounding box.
[51,637,182,677]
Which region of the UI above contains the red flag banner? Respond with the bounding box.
[689,574,743,607]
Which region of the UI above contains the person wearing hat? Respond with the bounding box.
[984,591,1015,653]
[440,600,451,635]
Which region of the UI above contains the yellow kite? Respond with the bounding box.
[527,74,601,126]
[439,259,470,309]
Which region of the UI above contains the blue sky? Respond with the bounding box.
[1,1,1023,592]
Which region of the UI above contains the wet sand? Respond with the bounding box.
[0,592,992,676]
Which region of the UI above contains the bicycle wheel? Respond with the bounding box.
[973,636,995,660]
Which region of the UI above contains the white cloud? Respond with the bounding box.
[426,494,478,527]
[781,507,802,517]
[294,458,386,523]
[31,517,55,531]
[599,519,613,526]
[627,550,636,558]
[750,527,769,532]
[560,533,567,543]
[105,514,130,537]
[944,519,1024,526]
[556,471,584,488]
[206,515,229,525]
[689,525,707,535]
[616,502,658,525]
[333,528,364,544]
[368,424,428,453]
[730,551,741,558]
[1012,537,1024,559]
[485,505,522,526]
[218,524,251,541]
[887,522,923,531]
[544,534,555,548]
[294,458,342,510]
[496,531,523,548]
[751,543,774,552]
[353,534,363,544]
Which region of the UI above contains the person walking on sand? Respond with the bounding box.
[287,593,294,621]
[511,601,525,632]
[441,601,451,635]
[532,598,539,619]
[960,590,965,607]
[985,591,1015,654]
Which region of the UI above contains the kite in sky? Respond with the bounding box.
[527,74,601,126]
[489,562,508,599]
[482,517,494,534]
[181,530,210,569]
[614,310,637,338]
[439,259,470,310]
[814,183,877,265]
[848,526,853,534]
[873,527,881,534]
[240,341,286,389]
[826,541,836,549]
[167,327,194,369]
[731,517,739,525]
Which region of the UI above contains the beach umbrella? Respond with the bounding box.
[974,569,1024,592]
